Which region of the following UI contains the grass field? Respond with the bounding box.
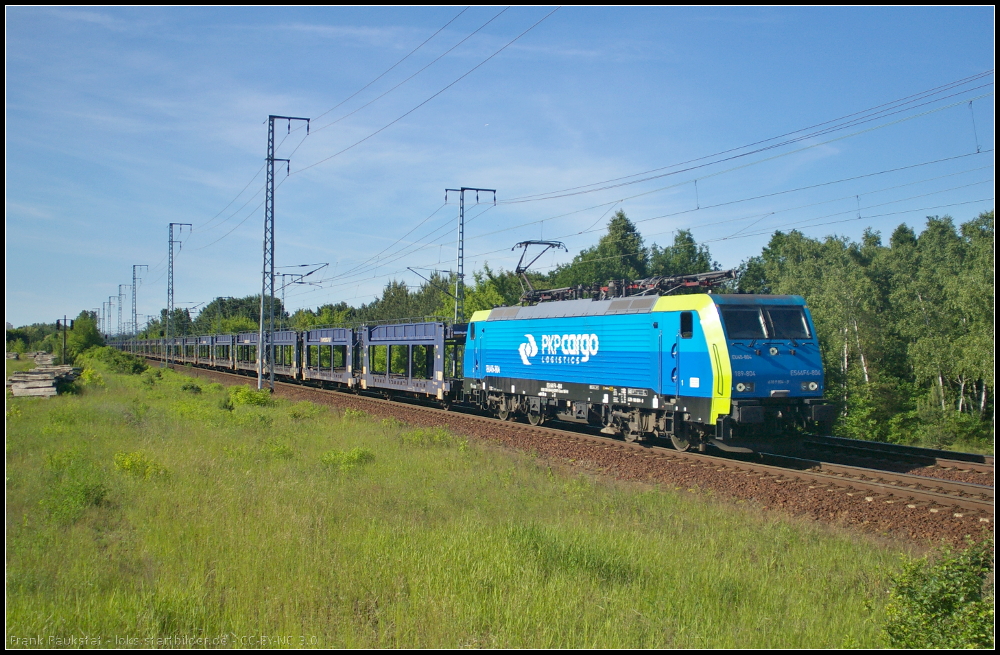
[6,361,904,648]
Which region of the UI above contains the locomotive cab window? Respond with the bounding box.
[764,307,811,339]
[680,312,693,339]
[720,307,766,340]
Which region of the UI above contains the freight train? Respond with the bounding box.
[116,274,835,452]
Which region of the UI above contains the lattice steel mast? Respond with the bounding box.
[444,187,495,323]
[258,115,309,390]
[132,264,148,351]
[167,223,191,366]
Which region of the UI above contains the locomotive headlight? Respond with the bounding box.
[801,381,819,391]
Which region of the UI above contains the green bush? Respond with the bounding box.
[883,539,994,648]
[228,385,273,407]
[288,401,324,420]
[76,346,147,375]
[79,368,105,388]
[320,447,374,472]
[113,451,168,480]
[180,381,202,394]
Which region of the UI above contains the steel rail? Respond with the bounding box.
[756,452,993,513]
[803,435,994,474]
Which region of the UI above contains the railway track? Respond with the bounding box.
[801,434,994,474]
[161,361,994,528]
[754,451,993,515]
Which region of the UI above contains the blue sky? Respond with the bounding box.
[6,7,994,329]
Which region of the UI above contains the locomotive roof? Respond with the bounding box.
[471,294,805,322]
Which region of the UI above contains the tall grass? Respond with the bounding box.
[7,367,901,647]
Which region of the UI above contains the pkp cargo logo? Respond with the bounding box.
[519,333,599,366]
[518,335,539,365]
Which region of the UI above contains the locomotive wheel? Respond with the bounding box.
[670,431,691,452]
[527,410,545,426]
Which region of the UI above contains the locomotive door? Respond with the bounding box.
[471,323,482,379]
[670,311,696,399]
[657,330,663,394]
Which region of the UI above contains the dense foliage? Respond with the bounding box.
[883,539,994,648]
[76,346,148,375]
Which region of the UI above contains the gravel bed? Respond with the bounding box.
[172,365,992,547]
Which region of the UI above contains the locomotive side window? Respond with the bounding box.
[764,307,811,339]
[680,311,694,339]
[469,323,476,340]
[720,307,766,340]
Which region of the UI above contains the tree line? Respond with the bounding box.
[5,311,104,362]
[9,210,992,448]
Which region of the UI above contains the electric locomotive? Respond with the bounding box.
[463,272,835,451]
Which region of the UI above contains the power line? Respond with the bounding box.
[271,150,996,299]
[502,89,995,206]
[187,11,470,241]
[196,164,266,233]
[194,183,266,237]
[308,8,471,127]
[314,200,497,288]
[204,84,992,260]
[291,7,561,176]
[288,166,995,302]
[509,197,996,273]
[307,8,508,137]
[704,198,994,244]
[500,70,994,203]
[459,148,995,246]
[636,166,993,242]
[182,10,521,256]
[194,69,994,261]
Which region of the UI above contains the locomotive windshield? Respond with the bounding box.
[720,307,766,339]
[765,307,811,339]
[720,306,811,340]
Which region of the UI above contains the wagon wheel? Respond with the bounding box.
[497,404,511,421]
[623,428,641,443]
[527,410,545,426]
